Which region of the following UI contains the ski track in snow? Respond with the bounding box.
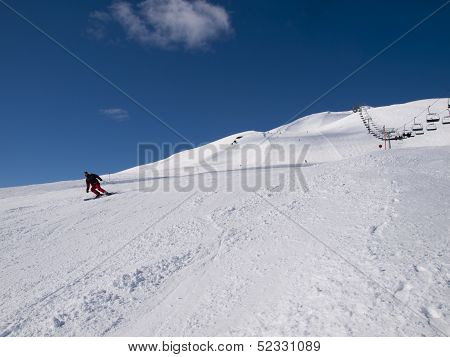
[1,99,449,336]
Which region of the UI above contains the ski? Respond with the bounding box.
[84,192,117,201]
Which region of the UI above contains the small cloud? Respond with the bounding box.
[100,108,129,121]
[91,10,112,23]
[88,0,232,50]
[87,11,112,40]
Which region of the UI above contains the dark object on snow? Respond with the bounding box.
[84,192,117,201]
[84,172,102,185]
[231,136,244,145]
[84,171,109,197]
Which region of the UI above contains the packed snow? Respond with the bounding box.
[0,98,449,336]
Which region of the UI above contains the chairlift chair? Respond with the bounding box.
[426,123,437,131]
[412,119,424,135]
[400,125,413,138]
[442,109,450,125]
[426,106,440,123]
[403,130,413,138]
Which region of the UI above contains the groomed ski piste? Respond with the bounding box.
[1,98,449,337]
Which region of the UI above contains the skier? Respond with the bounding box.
[84,171,110,198]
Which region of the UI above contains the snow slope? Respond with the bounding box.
[0,99,449,336]
[115,98,450,179]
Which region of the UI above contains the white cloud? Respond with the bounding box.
[87,11,112,40]
[100,108,129,121]
[91,10,113,23]
[89,0,232,49]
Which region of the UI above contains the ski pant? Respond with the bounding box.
[91,183,106,195]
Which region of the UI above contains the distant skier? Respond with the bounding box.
[84,171,110,198]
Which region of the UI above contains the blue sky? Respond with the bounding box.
[0,0,449,187]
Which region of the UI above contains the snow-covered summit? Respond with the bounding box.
[116,98,450,179]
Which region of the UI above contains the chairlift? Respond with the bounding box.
[399,125,412,138]
[426,123,437,131]
[411,118,424,135]
[442,109,450,125]
[426,106,440,123]
[403,130,412,138]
